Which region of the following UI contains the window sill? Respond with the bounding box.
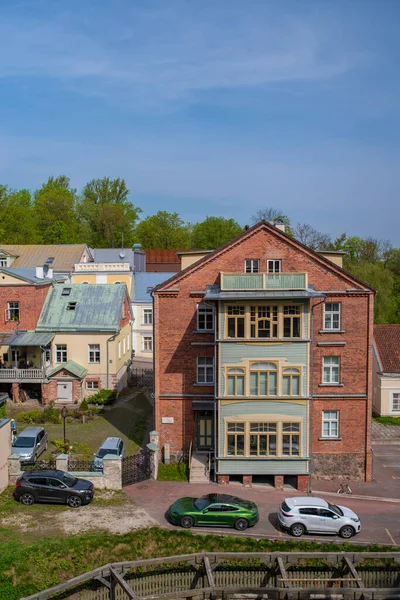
[318,437,342,441]
[194,382,214,387]
[318,383,344,387]
[223,455,305,460]
[319,330,346,334]
[192,330,215,334]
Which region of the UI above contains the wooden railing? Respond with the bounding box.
[20,551,400,600]
[0,368,45,380]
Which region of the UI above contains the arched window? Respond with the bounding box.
[250,362,277,396]
[227,368,245,396]
[282,368,300,396]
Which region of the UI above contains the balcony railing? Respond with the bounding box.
[221,272,308,291]
[0,368,46,381]
[74,262,131,272]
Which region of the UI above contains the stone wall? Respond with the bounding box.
[312,453,365,481]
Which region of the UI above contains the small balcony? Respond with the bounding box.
[0,368,47,382]
[220,272,308,291]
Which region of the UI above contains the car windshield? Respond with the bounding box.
[13,437,34,448]
[97,448,118,458]
[328,502,344,516]
[193,496,212,510]
[61,473,78,487]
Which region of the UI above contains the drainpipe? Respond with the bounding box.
[308,296,326,495]
[199,300,217,483]
[106,334,117,389]
[151,290,156,431]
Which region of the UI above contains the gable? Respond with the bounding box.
[155,222,374,294]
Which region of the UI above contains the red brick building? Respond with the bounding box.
[154,222,374,489]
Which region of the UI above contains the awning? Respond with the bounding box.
[192,401,215,411]
[8,331,55,347]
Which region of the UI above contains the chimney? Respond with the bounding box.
[36,265,44,279]
[274,222,286,233]
[133,243,142,251]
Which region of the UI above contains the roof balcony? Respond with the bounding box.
[220,272,308,291]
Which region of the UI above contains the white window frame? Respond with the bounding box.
[0,258,7,268]
[267,259,282,273]
[322,356,340,384]
[6,301,20,321]
[392,393,400,412]
[143,308,153,325]
[244,259,260,273]
[197,356,214,384]
[123,337,126,355]
[56,344,67,363]
[197,304,214,331]
[143,336,153,352]
[88,344,100,364]
[127,334,130,351]
[86,380,99,390]
[322,410,339,438]
[324,302,341,331]
[118,341,121,359]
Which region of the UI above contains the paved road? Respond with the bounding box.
[126,479,400,547]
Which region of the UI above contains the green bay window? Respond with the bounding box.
[250,305,278,339]
[282,422,300,456]
[282,368,300,396]
[250,362,277,396]
[227,306,245,338]
[283,305,301,338]
[227,368,245,396]
[227,423,245,456]
[249,423,277,456]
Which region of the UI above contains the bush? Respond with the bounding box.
[53,439,70,453]
[0,403,6,418]
[80,398,89,411]
[18,407,61,424]
[157,462,189,482]
[88,389,118,405]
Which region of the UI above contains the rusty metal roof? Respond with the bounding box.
[374,324,400,373]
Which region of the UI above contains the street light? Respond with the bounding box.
[61,405,68,449]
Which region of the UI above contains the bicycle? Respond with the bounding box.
[336,482,352,495]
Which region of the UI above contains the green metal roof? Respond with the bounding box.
[8,331,55,347]
[37,284,126,332]
[48,360,88,379]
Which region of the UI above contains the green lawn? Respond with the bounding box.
[157,461,189,481]
[14,391,152,459]
[374,416,400,426]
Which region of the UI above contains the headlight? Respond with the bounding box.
[351,518,360,523]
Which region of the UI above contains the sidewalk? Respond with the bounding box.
[372,420,400,444]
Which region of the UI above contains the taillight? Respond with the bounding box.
[15,482,21,488]
[281,511,293,517]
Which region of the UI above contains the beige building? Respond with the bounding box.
[373,324,400,416]
[0,394,11,492]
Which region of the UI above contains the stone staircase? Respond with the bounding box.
[189,452,210,484]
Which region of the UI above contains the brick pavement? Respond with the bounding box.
[372,420,400,442]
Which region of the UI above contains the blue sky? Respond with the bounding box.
[1,0,399,244]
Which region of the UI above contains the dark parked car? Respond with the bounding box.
[13,470,94,508]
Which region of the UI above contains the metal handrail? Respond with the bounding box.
[188,438,193,472]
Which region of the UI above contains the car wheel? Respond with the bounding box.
[339,525,355,539]
[67,495,82,508]
[20,493,35,506]
[234,518,249,531]
[180,515,195,528]
[290,523,305,537]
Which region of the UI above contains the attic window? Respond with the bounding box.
[62,288,71,296]
[46,257,55,264]
[67,302,77,311]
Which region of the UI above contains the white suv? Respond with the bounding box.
[278,496,361,539]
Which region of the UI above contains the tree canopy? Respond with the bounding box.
[191,216,243,250]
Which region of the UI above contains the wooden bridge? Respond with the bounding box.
[21,551,400,599]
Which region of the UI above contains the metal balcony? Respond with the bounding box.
[221,272,308,291]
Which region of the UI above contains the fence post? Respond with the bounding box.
[147,431,159,480]
[8,454,22,485]
[56,453,69,472]
[103,455,122,490]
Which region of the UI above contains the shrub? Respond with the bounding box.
[80,398,89,411]
[157,462,189,482]
[88,389,118,405]
[0,403,6,418]
[18,407,61,424]
[53,439,70,453]
[42,407,61,424]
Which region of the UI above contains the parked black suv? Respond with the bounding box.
[13,470,95,508]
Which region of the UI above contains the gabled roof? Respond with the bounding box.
[132,272,177,302]
[0,244,91,272]
[48,360,88,379]
[0,267,65,285]
[154,221,375,293]
[36,284,128,332]
[374,324,400,373]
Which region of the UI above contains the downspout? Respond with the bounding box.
[308,296,326,495]
[106,334,117,389]
[151,290,156,432]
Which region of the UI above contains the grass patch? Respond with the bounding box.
[374,416,400,426]
[0,527,393,599]
[158,461,189,482]
[14,392,152,459]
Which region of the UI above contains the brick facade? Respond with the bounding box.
[0,283,51,333]
[154,223,374,486]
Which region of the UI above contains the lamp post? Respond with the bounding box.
[61,405,68,448]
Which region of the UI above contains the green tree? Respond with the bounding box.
[347,262,396,323]
[34,176,81,244]
[0,187,39,243]
[190,216,243,250]
[78,177,141,247]
[135,211,191,249]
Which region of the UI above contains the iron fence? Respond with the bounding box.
[128,367,154,393]
[21,458,57,471]
[68,457,99,472]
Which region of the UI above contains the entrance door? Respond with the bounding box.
[57,382,73,403]
[197,415,213,450]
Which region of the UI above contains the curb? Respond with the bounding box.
[314,490,400,504]
[372,439,400,445]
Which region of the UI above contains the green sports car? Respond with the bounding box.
[167,493,259,531]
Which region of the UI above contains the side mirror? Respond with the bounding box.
[332,515,339,519]
[202,508,208,513]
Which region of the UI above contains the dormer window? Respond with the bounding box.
[46,257,55,264]
[67,302,77,311]
[0,258,7,268]
[62,288,71,296]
